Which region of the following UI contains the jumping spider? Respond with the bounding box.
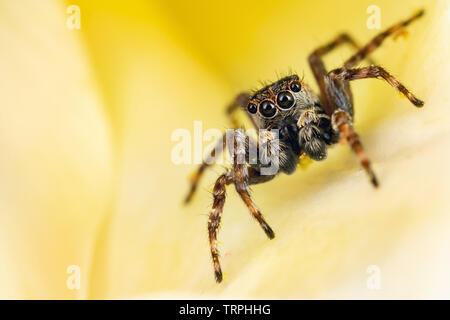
[185,10,425,283]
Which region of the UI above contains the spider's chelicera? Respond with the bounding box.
[184,10,425,283]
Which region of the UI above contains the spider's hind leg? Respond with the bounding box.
[344,10,424,68]
[234,166,276,239]
[207,129,277,283]
[311,33,377,65]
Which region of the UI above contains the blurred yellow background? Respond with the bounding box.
[0,0,449,299]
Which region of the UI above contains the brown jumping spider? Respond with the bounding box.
[184,10,424,283]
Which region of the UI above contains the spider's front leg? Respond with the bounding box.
[232,129,275,239]
[208,171,232,283]
[324,65,424,187]
[329,66,424,107]
[207,129,276,283]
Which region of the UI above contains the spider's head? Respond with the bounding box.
[246,75,318,128]
[246,74,331,162]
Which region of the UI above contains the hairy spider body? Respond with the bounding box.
[184,10,425,283]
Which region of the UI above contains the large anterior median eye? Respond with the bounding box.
[259,100,277,118]
[277,91,295,109]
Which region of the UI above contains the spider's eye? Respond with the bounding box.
[290,81,301,92]
[247,102,258,114]
[277,91,295,110]
[259,100,277,118]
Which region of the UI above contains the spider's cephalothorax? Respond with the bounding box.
[184,10,425,283]
[245,75,338,175]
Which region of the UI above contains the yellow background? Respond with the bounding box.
[0,0,449,299]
